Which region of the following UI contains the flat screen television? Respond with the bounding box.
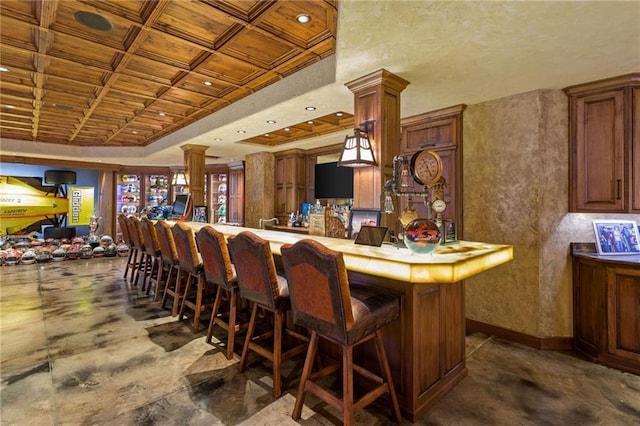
[314,162,354,199]
[172,193,191,217]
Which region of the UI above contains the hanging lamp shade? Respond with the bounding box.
[171,171,188,186]
[337,128,377,167]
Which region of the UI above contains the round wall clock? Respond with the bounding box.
[410,149,443,186]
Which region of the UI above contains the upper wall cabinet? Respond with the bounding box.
[565,74,640,213]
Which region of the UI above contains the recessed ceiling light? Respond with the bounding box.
[6,105,15,109]
[74,11,114,31]
[203,81,213,86]
[264,133,270,137]
[266,120,276,124]
[237,130,246,134]
[159,112,166,116]
[214,138,222,142]
[336,112,343,117]
[305,106,316,111]
[0,66,8,72]
[296,14,311,24]
[307,120,314,125]
[284,127,290,131]
[132,131,138,134]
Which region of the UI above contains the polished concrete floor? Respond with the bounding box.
[1,257,639,425]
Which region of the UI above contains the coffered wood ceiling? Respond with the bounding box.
[0,0,339,148]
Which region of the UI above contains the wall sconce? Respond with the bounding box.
[337,122,376,167]
[171,171,189,186]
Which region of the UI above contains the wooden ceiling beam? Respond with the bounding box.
[30,0,59,139]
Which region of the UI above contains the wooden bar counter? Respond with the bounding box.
[184,222,514,421]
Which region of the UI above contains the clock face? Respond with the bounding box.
[432,199,447,213]
[410,150,443,186]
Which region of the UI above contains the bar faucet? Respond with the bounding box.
[259,217,279,229]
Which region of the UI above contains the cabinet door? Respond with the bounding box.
[572,90,625,212]
[228,168,244,225]
[606,266,640,365]
[632,88,640,212]
[401,111,461,152]
[275,156,286,216]
[573,258,607,358]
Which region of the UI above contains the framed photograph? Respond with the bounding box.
[193,205,208,223]
[592,220,640,255]
[441,220,458,245]
[348,209,381,239]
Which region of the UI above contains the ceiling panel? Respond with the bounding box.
[0,0,338,147]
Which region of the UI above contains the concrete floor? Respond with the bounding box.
[1,257,639,425]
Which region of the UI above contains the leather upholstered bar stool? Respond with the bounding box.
[281,239,402,426]
[195,225,246,360]
[155,220,182,314]
[228,231,308,398]
[126,216,148,290]
[139,217,162,299]
[117,213,139,281]
[171,222,208,332]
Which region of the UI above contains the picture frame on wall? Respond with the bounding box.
[348,209,381,239]
[592,220,640,255]
[193,205,208,223]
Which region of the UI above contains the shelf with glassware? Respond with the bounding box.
[208,172,228,224]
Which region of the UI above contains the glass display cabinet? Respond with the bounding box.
[209,172,228,223]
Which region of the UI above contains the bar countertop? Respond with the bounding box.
[183,222,514,284]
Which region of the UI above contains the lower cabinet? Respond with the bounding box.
[572,244,640,375]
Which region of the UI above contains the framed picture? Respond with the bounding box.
[592,220,640,255]
[348,209,381,239]
[193,205,208,223]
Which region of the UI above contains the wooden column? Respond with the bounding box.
[181,144,208,206]
[345,69,409,229]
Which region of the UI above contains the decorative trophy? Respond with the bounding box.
[89,212,102,237]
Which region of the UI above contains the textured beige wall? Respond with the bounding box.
[244,152,275,229]
[463,89,640,337]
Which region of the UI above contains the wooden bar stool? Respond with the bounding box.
[281,239,402,426]
[171,222,208,332]
[126,216,148,290]
[117,213,139,281]
[155,220,182,313]
[195,225,247,360]
[139,217,162,299]
[228,231,308,398]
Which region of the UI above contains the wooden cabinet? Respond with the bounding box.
[565,74,640,213]
[228,161,244,225]
[571,243,640,375]
[274,150,306,224]
[400,104,465,232]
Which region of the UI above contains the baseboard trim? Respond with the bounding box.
[466,318,573,351]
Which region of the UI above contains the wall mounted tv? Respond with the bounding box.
[314,162,354,199]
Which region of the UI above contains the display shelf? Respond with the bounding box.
[209,173,227,223]
[146,174,169,207]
